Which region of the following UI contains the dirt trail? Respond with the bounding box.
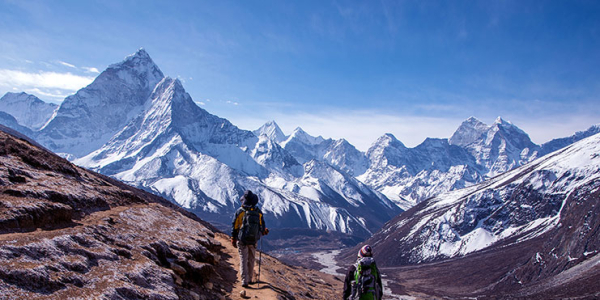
[216,233,343,300]
[216,233,280,299]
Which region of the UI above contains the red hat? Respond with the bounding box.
[358,245,373,257]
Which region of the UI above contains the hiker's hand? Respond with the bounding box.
[263,228,269,235]
[231,238,237,248]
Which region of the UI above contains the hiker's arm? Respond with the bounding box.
[342,265,355,300]
[259,210,268,235]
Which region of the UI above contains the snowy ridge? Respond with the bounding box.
[369,133,600,263]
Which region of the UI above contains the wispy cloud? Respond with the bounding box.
[57,61,76,68]
[0,69,94,91]
[0,69,95,101]
[25,87,72,100]
[82,67,100,73]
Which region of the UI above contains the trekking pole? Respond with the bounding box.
[258,238,262,288]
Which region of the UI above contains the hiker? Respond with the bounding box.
[342,244,383,300]
[231,190,269,287]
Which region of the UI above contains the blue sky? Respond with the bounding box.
[1,0,599,150]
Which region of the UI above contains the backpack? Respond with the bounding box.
[238,206,262,244]
[351,257,381,300]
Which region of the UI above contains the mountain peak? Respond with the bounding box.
[254,120,287,143]
[121,48,152,64]
[107,48,164,83]
[493,116,513,127]
[372,133,405,149]
[37,49,166,157]
[449,117,489,146]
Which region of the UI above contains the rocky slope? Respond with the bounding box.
[340,132,600,299]
[0,128,341,299]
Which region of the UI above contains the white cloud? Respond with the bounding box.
[83,67,100,73]
[58,61,76,68]
[25,87,71,99]
[0,69,94,91]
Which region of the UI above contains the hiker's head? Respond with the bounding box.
[358,245,373,258]
[241,190,259,207]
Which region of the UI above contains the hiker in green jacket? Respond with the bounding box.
[342,245,383,300]
[231,190,269,287]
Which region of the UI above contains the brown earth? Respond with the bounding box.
[0,128,343,299]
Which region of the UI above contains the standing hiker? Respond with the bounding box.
[231,190,269,287]
[342,244,383,300]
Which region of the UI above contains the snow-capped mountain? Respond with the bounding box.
[280,127,327,164]
[67,50,399,238]
[4,48,597,246]
[37,49,164,157]
[449,116,540,177]
[357,133,484,209]
[0,92,57,130]
[254,121,287,143]
[358,117,581,209]
[272,126,368,176]
[365,132,600,265]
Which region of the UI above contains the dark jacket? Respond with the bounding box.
[342,260,383,300]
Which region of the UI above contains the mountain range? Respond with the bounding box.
[1,49,599,299]
[0,49,598,244]
[339,132,600,298]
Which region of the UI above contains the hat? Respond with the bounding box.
[241,190,259,207]
[358,245,373,257]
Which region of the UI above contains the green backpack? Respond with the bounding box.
[351,257,381,300]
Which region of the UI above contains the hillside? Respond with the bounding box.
[0,128,341,299]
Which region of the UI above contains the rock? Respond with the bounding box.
[186,260,214,281]
[189,291,200,300]
[173,274,183,286]
[204,281,213,290]
[171,262,187,275]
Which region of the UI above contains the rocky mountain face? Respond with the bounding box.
[36,49,165,157]
[342,133,600,299]
[0,127,342,299]
[0,92,57,130]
